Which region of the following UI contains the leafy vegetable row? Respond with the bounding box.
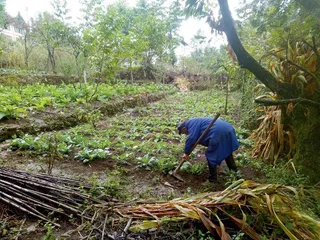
[10,89,243,174]
[0,82,175,119]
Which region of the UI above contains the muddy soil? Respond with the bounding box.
[0,144,262,198]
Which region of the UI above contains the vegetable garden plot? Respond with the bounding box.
[0,82,175,120]
[4,89,248,197]
[0,89,246,238]
[8,90,240,167]
[0,83,176,142]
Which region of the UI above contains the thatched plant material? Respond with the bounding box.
[116,179,320,240]
[250,106,294,166]
[174,77,191,92]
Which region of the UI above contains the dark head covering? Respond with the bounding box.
[177,120,188,134]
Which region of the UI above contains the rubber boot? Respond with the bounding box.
[225,154,238,172]
[207,162,218,183]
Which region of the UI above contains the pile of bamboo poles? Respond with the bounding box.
[0,167,112,227]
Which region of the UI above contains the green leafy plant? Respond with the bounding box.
[181,162,207,175]
[87,171,123,198]
[0,82,175,120]
[75,148,111,163]
[41,222,55,240]
[193,230,215,240]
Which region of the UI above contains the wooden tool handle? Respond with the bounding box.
[186,112,221,155]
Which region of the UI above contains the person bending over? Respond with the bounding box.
[177,117,239,183]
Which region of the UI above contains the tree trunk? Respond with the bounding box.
[292,106,320,183]
[83,55,87,84]
[218,0,320,183]
[83,70,87,84]
[47,46,56,73]
[74,53,80,78]
[224,76,229,115]
[130,62,134,83]
[24,35,29,67]
[217,0,296,97]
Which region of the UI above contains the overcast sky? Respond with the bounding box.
[6,0,240,55]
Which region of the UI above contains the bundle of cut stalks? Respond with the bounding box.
[116,179,320,240]
[250,106,294,166]
[0,167,114,227]
[174,77,191,92]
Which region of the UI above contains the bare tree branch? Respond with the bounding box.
[255,97,320,107]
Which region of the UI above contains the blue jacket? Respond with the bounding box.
[184,118,239,167]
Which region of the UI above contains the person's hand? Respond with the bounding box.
[182,153,189,160]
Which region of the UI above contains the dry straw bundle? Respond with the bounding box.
[250,106,294,166]
[116,179,320,240]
